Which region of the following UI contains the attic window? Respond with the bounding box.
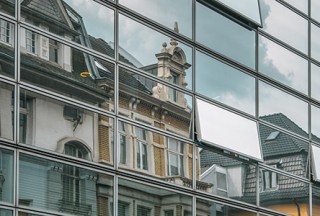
[265,131,280,141]
[195,98,263,161]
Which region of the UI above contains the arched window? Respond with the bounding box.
[62,141,90,209]
[64,141,90,160]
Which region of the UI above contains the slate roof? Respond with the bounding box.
[21,0,70,27]
[259,114,309,158]
[199,113,315,203]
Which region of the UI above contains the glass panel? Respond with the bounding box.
[119,15,193,90]
[215,0,262,25]
[118,67,193,139]
[312,145,320,181]
[259,35,308,94]
[196,2,255,69]
[311,105,320,141]
[0,209,13,216]
[283,0,308,14]
[260,0,308,54]
[19,153,114,216]
[311,0,320,22]
[311,63,320,102]
[196,197,256,216]
[0,17,15,78]
[259,81,308,135]
[259,167,310,216]
[259,123,309,178]
[311,24,320,62]
[196,51,255,115]
[20,29,115,109]
[195,98,262,161]
[200,145,257,204]
[0,82,14,141]
[118,178,193,216]
[20,0,114,57]
[19,89,114,166]
[118,121,194,188]
[0,148,14,204]
[313,185,320,215]
[0,0,15,17]
[119,0,192,38]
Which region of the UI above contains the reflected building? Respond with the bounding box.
[0,0,206,215]
[1,0,320,216]
[200,113,316,216]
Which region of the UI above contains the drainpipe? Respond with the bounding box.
[293,198,301,216]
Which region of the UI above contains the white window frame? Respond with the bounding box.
[26,30,37,54]
[0,19,13,46]
[136,127,148,170]
[215,166,228,197]
[261,165,278,191]
[119,121,127,164]
[167,138,184,176]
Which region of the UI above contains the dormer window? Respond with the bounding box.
[0,19,13,45]
[262,165,278,191]
[49,39,59,63]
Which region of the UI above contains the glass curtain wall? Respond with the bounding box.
[0,0,319,215]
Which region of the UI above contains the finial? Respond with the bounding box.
[173,21,179,34]
[170,22,179,47]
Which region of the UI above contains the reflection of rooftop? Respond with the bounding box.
[200,113,316,204]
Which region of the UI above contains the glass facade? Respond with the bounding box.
[0,0,320,215]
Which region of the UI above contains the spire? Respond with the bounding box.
[170,21,179,47]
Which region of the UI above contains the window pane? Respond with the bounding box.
[119,15,193,90]
[259,123,309,178]
[119,0,192,38]
[196,2,255,68]
[311,63,320,102]
[259,167,309,216]
[20,29,115,109]
[0,209,13,216]
[313,185,320,215]
[200,146,257,204]
[260,0,308,54]
[215,0,262,25]
[196,51,255,115]
[283,0,308,14]
[20,0,114,57]
[312,145,320,182]
[19,153,114,215]
[0,82,14,141]
[311,105,320,141]
[259,81,308,135]
[196,197,256,216]
[311,0,320,22]
[0,0,15,17]
[259,35,308,94]
[19,89,114,166]
[0,18,15,78]
[195,98,262,161]
[118,67,193,139]
[118,121,194,188]
[311,24,320,62]
[0,148,14,204]
[119,178,192,216]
